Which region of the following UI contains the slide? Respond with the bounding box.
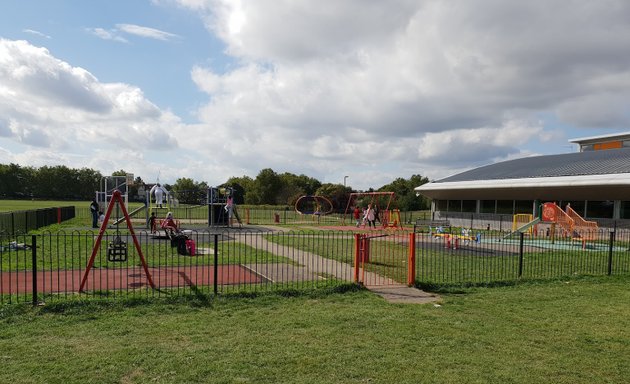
[113,205,146,225]
[502,217,540,239]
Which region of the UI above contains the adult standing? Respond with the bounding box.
[150,183,168,208]
[364,204,376,228]
[89,199,99,228]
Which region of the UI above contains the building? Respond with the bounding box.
[414,132,630,229]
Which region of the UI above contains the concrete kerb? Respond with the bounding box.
[234,232,440,304]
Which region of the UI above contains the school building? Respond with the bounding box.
[414,132,630,230]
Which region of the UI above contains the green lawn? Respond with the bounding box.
[0,276,629,383]
[0,199,91,212]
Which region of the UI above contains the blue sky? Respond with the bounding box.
[1,0,629,191]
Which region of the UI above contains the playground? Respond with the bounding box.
[3,176,630,305]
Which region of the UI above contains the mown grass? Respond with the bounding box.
[0,200,91,212]
[1,276,629,383]
[2,232,297,271]
[266,232,630,286]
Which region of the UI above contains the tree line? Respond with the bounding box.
[0,164,430,211]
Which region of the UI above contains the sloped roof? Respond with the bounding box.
[434,147,630,183]
[415,147,630,200]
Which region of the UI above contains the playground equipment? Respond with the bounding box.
[343,192,403,229]
[207,187,242,227]
[113,205,145,225]
[80,190,155,292]
[513,214,535,234]
[295,195,334,215]
[95,175,132,212]
[431,227,480,249]
[147,183,172,218]
[541,202,599,248]
[502,215,541,240]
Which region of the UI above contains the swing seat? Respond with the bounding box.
[107,237,128,262]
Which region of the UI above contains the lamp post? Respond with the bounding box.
[344,176,348,187]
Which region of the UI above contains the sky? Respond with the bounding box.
[1,0,630,191]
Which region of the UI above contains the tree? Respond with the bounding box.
[315,183,351,211]
[224,176,253,205]
[172,177,208,205]
[248,169,283,205]
[75,168,102,200]
[378,174,430,211]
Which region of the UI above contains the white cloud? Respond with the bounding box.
[116,24,179,41]
[22,29,51,39]
[87,24,178,43]
[0,38,179,164]
[175,0,630,188]
[87,28,129,43]
[4,1,630,191]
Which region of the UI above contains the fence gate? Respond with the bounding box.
[354,233,413,286]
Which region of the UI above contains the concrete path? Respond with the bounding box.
[234,232,440,304]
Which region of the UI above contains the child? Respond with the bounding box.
[161,212,179,236]
[353,206,361,227]
[149,212,157,233]
[97,211,105,228]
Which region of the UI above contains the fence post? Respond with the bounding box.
[407,232,416,286]
[607,230,615,276]
[31,235,38,306]
[518,232,524,278]
[213,234,219,295]
[354,234,361,284]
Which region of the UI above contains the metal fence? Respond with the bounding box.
[0,206,75,236]
[74,206,423,227]
[2,227,629,305]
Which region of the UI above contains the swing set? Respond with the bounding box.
[79,190,155,292]
[343,192,404,230]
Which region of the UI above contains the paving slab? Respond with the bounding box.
[366,285,440,304]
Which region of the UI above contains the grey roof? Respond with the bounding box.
[435,147,630,183]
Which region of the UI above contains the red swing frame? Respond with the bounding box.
[343,192,399,228]
[79,190,155,292]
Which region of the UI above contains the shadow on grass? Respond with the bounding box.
[415,274,614,294]
[1,283,365,317]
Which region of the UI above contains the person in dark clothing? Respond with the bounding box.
[89,199,99,228]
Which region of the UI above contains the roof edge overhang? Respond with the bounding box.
[415,173,630,193]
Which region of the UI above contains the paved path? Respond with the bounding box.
[234,232,440,304]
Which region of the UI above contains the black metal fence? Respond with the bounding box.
[74,206,423,227]
[2,227,629,305]
[0,207,75,236]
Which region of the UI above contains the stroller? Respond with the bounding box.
[170,233,196,256]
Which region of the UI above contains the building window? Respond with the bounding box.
[621,201,630,219]
[515,200,533,214]
[435,199,448,211]
[586,201,614,219]
[497,200,513,214]
[462,200,476,213]
[448,200,462,212]
[561,200,585,216]
[480,200,495,214]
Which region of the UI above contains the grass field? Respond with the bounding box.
[1,276,629,383]
[0,199,92,212]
